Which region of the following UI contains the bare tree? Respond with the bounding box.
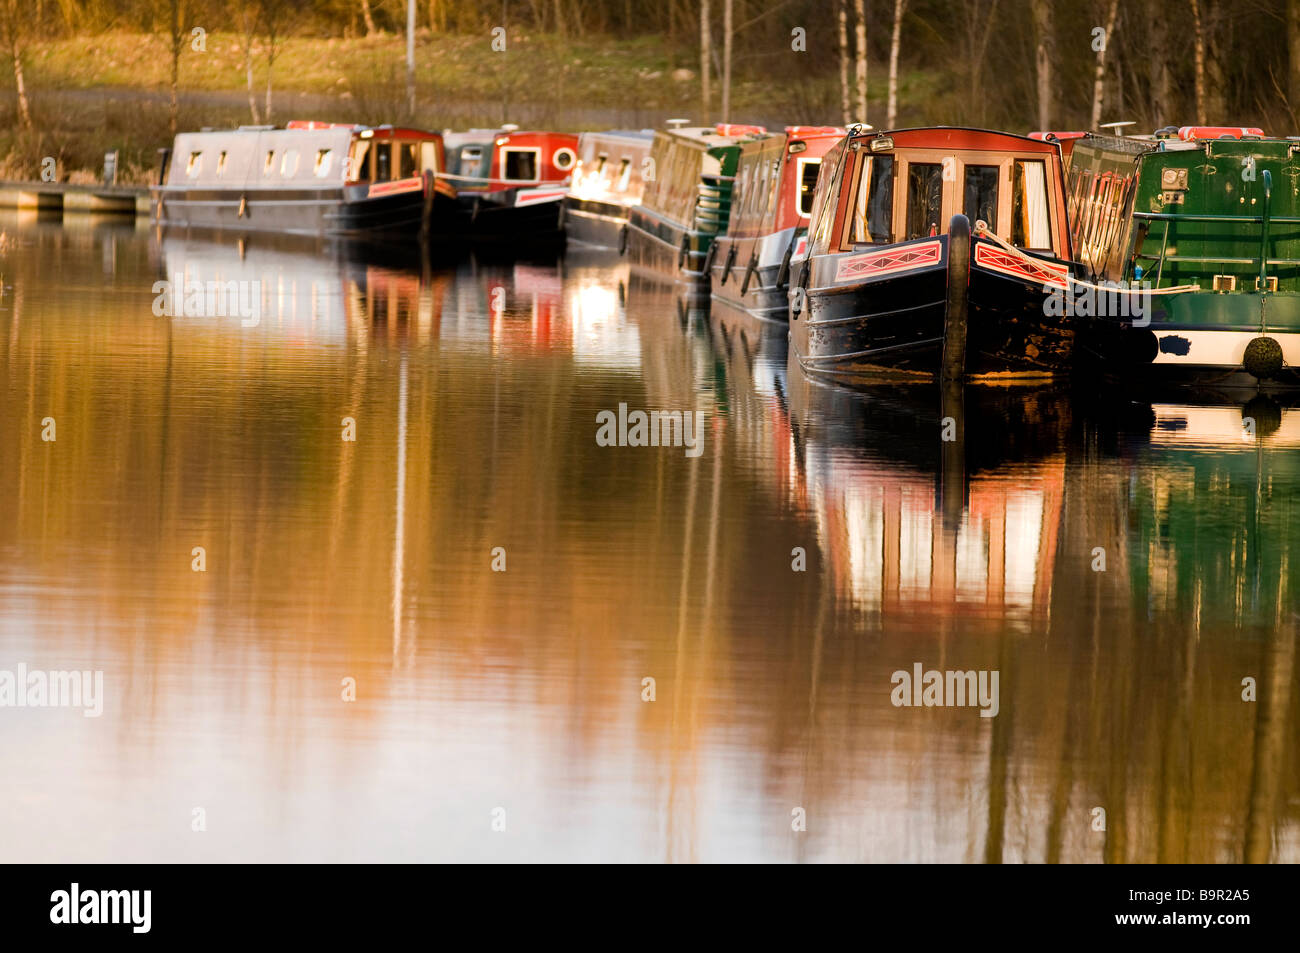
[721,0,732,122]
[838,0,850,125]
[853,0,866,124]
[887,0,906,129]
[700,0,710,121]
[1291,0,1300,114]
[234,0,261,124]
[260,0,300,123]
[0,0,32,129]
[360,0,377,35]
[1090,0,1119,129]
[1190,0,1206,124]
[1031,0,1053,130]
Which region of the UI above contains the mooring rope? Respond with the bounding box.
[972,219,1201,295]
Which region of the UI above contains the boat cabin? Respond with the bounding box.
[568,130,655,206]
[284,120,443,185]
[638,123,768,230]
[1066,126,1300,290]
[442,128,580,193]
[726,126,845,240]
[807,127,1072,261]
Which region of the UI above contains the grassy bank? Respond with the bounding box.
[0,30,939,185]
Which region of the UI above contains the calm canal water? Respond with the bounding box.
[1,211,1296,862]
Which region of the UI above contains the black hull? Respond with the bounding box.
[791,236,1077,384]
[625,207,711,290]
[428,191,564,244]
[564,196,632,249]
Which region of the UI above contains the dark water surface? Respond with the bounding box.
[1,212,1296,862]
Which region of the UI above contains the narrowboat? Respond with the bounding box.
[433,127,579,242]
[624,122,768,289]
[708,125,845,320]
[1064,126,1300,391]
[564,130,654,249]
[152,121,444,238]
[788,126,1080,383]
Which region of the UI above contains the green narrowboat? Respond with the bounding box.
[1063,125,1300,391]
[624,122,767,289]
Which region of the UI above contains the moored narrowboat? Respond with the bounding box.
[564,130,654,249]
[433,127,579,242]
[789,127,1080,383]
[708,125,845,320]
[1065,126,1300,391]
[624,122,767,289]
[153,121,444,238]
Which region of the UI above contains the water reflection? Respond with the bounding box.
[0,217,1295,862]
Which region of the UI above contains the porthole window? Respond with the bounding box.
[553,147,577,172]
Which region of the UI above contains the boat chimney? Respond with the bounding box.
[666,118,690,130]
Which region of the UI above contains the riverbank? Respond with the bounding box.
[0,30,934,185]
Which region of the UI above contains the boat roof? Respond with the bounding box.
[660,124,769,147]
[852,126,1063,154]
[285,120,441,140]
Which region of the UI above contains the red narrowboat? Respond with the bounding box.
[708,125,845,321]
[789,126,1081,383]
[433,127,580,242]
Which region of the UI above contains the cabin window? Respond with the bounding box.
[596,153,608,174]
[797,158,821,216]
[963,165,999,229]
[347,142,370,181]
[503,148,540,182]
[850,154,894,244]
[216,151,228,178]
[1012,160,1052,250]
[186,151,202,178]
[263,150,276,176]
[375,146,392,183]
[553,147,577,172]
[420,142,438,175]
[397,142,420,179]
[314,149,333,178]
[281,150,300,177]
[460,146,485,178]
[617,157,632,191]
[906,162,944,240]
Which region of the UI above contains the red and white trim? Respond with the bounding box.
[834,239,943,283]
[973,242,1069,290]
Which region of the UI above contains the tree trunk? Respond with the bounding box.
[721,0,732,122]
[1031,0,1053,131]
[838,0,850,125]
[887,0,906,129]
[265,60,274,122]
[406,0,416,116]
[853,0,867,123]
[1090,0,1119,129]
[1147,0,1170,128]
[1190,0,1206,124]
[700,0,710,121]
[361,0,377,35]
[11,45,30,129]
[245,52,260,123]
[1290,0,1300,112]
